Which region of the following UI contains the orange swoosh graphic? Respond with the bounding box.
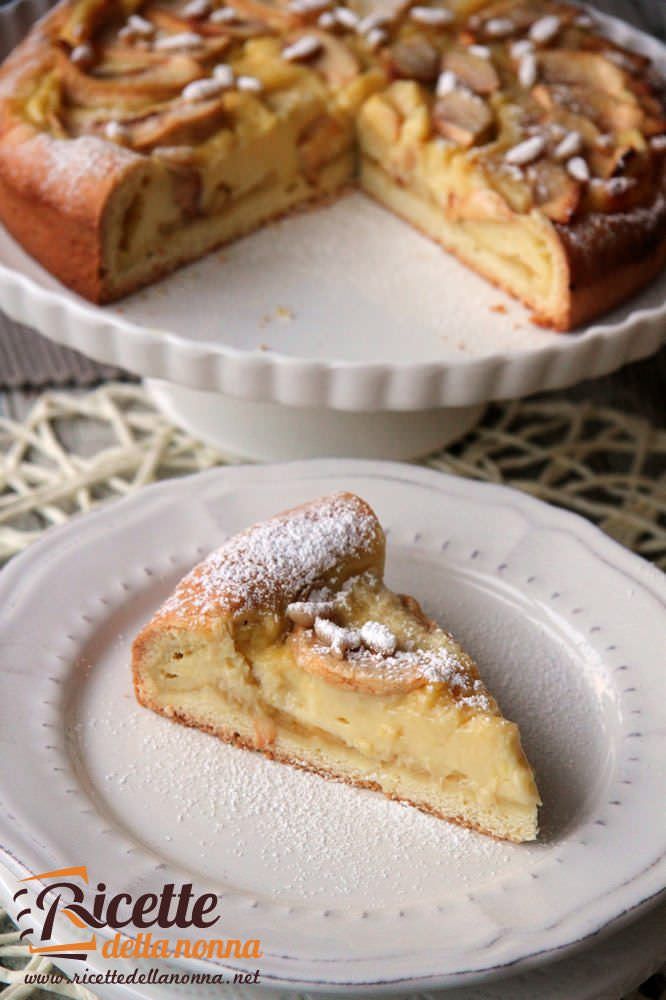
[21,866,89,884]
[29,937,97,954]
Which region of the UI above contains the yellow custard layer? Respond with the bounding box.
[140,576,540,838]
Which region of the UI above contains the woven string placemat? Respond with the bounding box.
[0,384,664,1000]
[1,384,664,566]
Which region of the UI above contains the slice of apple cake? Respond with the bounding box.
[132,492,541,842]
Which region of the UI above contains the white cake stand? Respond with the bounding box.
[1,0,665,459]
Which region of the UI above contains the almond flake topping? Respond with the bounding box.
[485,17,514,38]
[213,63,235,85]
[360,621,397,656]
[120,14,156,39]
[468,44,491,59]
[554,130,582,160]
[182,76,230,101]
[505,134,546,166]
[209,6,238,22]
[567,156,590,182]
[409,6,454,27]
[70,43,94,66]
[518,51,537,88]
[333,7,359,29]
[317,11,336,27]
[529,14,560,44]
[287,600,336,626]
[314,618,362,658]
[651,135,666,151]
[282,35,323,60]
[237,75,263,92]
[183,0,211,17]
[155,31,203,50]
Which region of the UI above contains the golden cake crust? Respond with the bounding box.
[0,11,146,300]
[133,491,385,647]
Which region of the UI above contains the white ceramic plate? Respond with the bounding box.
[0,461,664,994]
[0,3,665,411]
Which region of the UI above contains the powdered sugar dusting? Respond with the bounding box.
[10,134,142,216]
[159,492,382,622]
[359,620,396,656]
[73,699,514,905]
[346,647,492,708]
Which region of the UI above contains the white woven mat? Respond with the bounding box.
[1,383,664,567]
[0,384,664,1000]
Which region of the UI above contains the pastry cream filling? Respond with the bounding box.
[250,651,536,807]
[104,145,354,284]
[147,643,536,813]
[356,85,561,308]
[98,37,367,285]
[144,578,538,813]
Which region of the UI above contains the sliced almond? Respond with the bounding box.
[442,47,499,95]
[432,89,494,147]
[288,28,360,86]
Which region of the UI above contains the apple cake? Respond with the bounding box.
[0,0,664,328]
[132,492,541,842]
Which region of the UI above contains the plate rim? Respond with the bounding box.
[0,3,665,411]
[0,863,665,1000]
[0,459,664,992]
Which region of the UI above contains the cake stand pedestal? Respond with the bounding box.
[145,379,485,460]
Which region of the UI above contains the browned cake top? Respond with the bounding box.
[2,0,664,226]
[157,491,386,622]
